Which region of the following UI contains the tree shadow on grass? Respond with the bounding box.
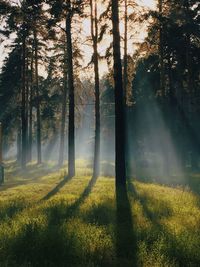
[0,176,100,266]
[0,163,59,192]
[45,175,98,225]
[115,184,137,267]
[0,198,30,223]
[127,179,200,266]
[135,171,200,196]
[41,175,71,201]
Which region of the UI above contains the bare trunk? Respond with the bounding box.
[159,0,164,96]
[28,49,34,162]
[59,46,68,166]
[111,0,126,186]
[17,127,22,163]
[0,123,2,164]
[25,49,29,163]
[66,5,75,178]
[21,36,27,169]
[34,30,42,164]
[123,0,128,104]
[90,0,100,179]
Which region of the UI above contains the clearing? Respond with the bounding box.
[0,161,200,267]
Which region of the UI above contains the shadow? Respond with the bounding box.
[45,175,98,225]
[62,175,98,217]
[41,176,71,201]
[83,200,115,226]
[1,179,111,267]
[115,184,137,266]
[134,172,200,196]
[0,198,29,223]
[127,179,172,223]
[0,162,59,192]
[127,179,200,266]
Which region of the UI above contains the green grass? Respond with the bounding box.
[0,161,200,266]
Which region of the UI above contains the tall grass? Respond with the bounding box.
[0,161,199,266]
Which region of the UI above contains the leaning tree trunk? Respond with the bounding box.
[21,35,27,169]
[66,7,75,178]
[111,0,126,186]
[34,30,42,164]
[90,0,100,179]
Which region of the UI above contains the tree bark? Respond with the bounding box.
[34,29,42,164]
[0,123,2,164]
[159,0,165,97]
[123,0,128,104]
[111,0,126,186]
[66,4,75,178]
[28,48,34,162]
[58,45,68,166]
[21,36,27,169]
[25,48,29,163]
[90,0,100,179]
[17,127,22,163]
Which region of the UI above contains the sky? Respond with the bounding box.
[0,0,156,76]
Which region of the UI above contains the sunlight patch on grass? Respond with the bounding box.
[0,161,200,266]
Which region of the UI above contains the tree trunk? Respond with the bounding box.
[21,36,27,169]
[25,48,29,163]
[34,30,42,164]
[159,0,165,97]
[90,0,100,179]
[28,49,34,162]
[58,46,68,166]
[111,0,126,186]
[0,123,2,164]
[123,0,128,104]
[17,127,22,163]
[66,5,75,178]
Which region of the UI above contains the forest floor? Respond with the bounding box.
[0,160,200,267]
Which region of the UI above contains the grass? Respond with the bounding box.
[0,160,200,266]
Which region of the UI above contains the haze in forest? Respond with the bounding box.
[0,0,200,266]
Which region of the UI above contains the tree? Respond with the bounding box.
[89,0,100,179]
[48,0,84,177]
[66,1,75,177]
[111,0,126,186]
[58,39,68,167]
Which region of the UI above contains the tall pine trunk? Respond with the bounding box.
[25,49,29,163]
[123,0,128,104]
[90,0,100,179]
[111,0,126,186]
[21,36,27,169]
[66,6,75,178]
[34,30,42,164]
[58,46,68,166]
[159,0,164,97]
[28,49,34,162]
[17,127,22,163]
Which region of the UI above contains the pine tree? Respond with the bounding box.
[111,0,126,186]
[89,0,100,179]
